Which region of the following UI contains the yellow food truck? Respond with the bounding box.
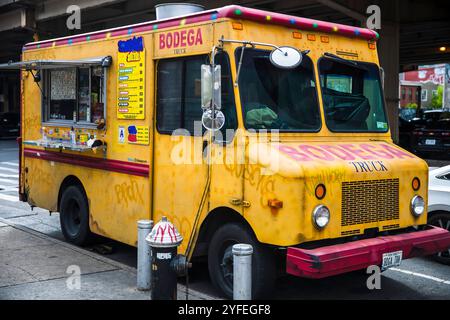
[1,4,450,299]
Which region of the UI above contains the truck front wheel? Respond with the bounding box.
[59,185,94,246]
[207,223,277,299]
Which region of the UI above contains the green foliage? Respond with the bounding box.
[405,103,418,109]
[431,85,443,109]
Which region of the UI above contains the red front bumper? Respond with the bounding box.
[286,226,450,279]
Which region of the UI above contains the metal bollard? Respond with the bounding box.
[232,243,253,300]
[137,220,153,291]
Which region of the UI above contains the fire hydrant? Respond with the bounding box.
[145,216,190,300]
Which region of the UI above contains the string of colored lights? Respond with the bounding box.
[23,5,379,51]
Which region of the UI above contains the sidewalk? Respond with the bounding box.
[0,217,213,300]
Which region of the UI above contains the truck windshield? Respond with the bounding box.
[319,57,388,132]
[235,48,321,131]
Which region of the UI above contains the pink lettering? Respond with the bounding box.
[195,28,203,45]
[180,30,187,47]
[299,145,334,161]
[279,146,312,161]
[340,144,373,160]
[174,32,180,48]
[187,29,195,46]
[166,33,173,48]
[360,144,394,159]
[320,145,354,161]
[380,144,414,159]
[160,29,202,49]
[159,34,165,49]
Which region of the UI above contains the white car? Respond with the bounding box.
[428,165,450,265]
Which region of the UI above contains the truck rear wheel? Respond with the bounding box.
[60,185,94,246]
[207,223,276,299]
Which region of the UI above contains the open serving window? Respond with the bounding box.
[0,57,112,153]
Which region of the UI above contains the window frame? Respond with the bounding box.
[234,47,322,133]
[421,89,428,102]
[155,53,238,139]
[318,57,390,134]
[41,66,107,129]
[213,51,239,144]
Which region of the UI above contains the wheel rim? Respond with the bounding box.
[64,199,81,237]
[431,217,450,259]
[219,240,237,292]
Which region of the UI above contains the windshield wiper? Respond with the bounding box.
[323,52,368,71]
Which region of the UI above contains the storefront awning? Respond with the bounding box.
[0,56,112,70]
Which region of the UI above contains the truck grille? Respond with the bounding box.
[341,179,399,227]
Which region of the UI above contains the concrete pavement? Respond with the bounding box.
[0,217,213,300]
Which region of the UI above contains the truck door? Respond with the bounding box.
[152,55,210,255]
[152,52,240,256]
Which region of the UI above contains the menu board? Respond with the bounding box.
[117,36,145,120]
[51,69,76,100]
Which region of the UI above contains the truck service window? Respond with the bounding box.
[156,53,237,136]
[45,67,105,124]
[235,48,321,132]
[319,58,388,132]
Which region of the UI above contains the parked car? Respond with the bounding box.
[398,109,418,151]
[399,108,418,122]
[411,110,450,158]
[0,112,20,138]
[428,166,450,265]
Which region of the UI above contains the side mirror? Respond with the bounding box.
[380,67,385,89]
[269,46,302,69]
[201,64,225,131]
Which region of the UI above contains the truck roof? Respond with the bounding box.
[23,5,379,51]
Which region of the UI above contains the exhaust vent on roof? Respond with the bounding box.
[155,3,205,20]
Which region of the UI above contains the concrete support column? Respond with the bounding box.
[3,77,9,112]
[378,23,400,143]
[0,77,4,113]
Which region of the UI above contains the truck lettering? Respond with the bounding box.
[279,143,412,162]
[159,28,203,50]
[299,145,335,161]
[320,145,354,160]
[351,161,388,173]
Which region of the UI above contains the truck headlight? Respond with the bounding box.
[410,196,425,217]
[312,205,330,229]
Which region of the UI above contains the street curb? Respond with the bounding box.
[0,216,135,273]
[0,217,217,300]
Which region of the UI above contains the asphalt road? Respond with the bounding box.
[0,138,449,300]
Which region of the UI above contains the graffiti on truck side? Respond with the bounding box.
[114,178,145,207]
[224,161,276,207]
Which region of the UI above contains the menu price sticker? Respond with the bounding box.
[127,125,149,145]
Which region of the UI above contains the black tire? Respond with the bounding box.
[59,185,94,246]
[428,213,450,265]
[208,223,277,299]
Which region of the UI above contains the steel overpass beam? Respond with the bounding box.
[314,0,366,23]
[0,8,35,33]
[35,0,126,21]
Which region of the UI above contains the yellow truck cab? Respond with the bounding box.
[1,4,450,299]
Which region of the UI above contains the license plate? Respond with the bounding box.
[425,139,436,145]
[382,251,403,270]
